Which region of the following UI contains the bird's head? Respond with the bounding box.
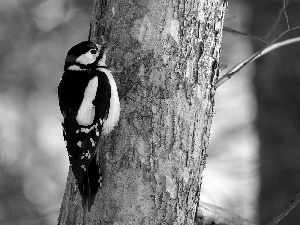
[64,41,109,71]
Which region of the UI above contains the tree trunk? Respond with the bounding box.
[58,0,227,224]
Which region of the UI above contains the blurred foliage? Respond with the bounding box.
[0,0,93,224]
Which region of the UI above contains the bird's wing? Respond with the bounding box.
[76,76,98,126]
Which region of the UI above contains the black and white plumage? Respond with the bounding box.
[58,41,120,208]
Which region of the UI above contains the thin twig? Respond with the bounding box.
[224,26,268,45]
[283,0,290,29]
[216,37,300,88]
[215,25,300,89]
[224,15,236,22]
[197,201,257,225]
[265,0,290,39]
[0,182,24,195]
[267,192,300,225]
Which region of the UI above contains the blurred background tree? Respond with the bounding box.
[0,0,299,224]
[250,0,300,224]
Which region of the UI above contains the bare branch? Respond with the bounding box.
[265,0,290,38]
[283,0,290,29]
[267,192,300,225]
[196,201,257,225]
[224,26,268,45]
[215,25,300,89]
[224,15,237,22]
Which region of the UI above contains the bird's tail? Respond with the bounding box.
[80,156,101,210]
[62,116,101,210]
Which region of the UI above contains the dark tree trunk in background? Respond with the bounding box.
[251,1,300,224]
[58,0,227,224]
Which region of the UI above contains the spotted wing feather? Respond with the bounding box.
[58,69,111,208]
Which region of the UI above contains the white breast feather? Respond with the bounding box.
[97,68,120,135]
[76,77,98,126]
[67,65,87,71]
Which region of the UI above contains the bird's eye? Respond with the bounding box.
[90,49,97,54]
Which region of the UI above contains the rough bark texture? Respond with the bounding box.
[251,1,300,224]
[58,0,227,224]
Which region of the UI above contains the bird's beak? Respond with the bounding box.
[96,44,102,52]
[101,42,116,55]
[96,42,117,67]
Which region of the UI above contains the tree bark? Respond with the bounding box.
[58,0,227,224]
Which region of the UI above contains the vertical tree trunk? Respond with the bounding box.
[251,1,300,224]
[58,0,227,224]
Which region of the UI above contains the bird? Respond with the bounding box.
[58,41,120,209]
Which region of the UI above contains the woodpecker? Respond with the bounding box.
[58,41,120,209]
